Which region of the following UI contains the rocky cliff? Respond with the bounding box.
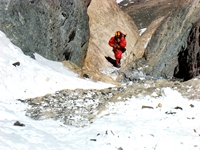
[174,19,200,81]
[0,0,90,67]
[1,0,200,83]
[119,0,200,81]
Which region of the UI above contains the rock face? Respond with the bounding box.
[142,0,200,79]
[174,19,200,81]
[121,0,186,29]
[0,0,91,67]
[124,16,165,66]
[83,0,139,83]
[1,0,200,83]
[119,0,200,81]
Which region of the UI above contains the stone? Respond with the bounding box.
[14,121,25,127]
[12,62,20,67]
[142,106,154,109]
[158,103,162,108]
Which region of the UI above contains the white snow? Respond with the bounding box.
[139,28,147,36]
[116,0,123,3]
[143,37,151,49]
[0,30,200,150]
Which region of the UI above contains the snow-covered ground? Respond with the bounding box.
[0,30,200,150]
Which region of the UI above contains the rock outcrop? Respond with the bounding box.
[0,0,91,67]
[83,0,139,83]
[119,0,200,81]
[174,19,200,81]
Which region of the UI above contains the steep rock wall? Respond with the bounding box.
[141,0,200,79]
[118,0,200,81]
[174,19,200,81]
[0,0,91,67]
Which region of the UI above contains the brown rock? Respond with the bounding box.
[83,0,140,83]
[158,103,162,108]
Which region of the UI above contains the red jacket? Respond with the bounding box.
[108,36,126,59]
[108,36,126,48]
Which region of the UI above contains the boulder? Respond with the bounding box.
[123,16,166,66]
[0,0,91,67]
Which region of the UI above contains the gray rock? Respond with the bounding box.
[14,121,25,127]
[0,0,91,67]
[23,88,122,127]
[121,0,185,29]
[174,19,200,81]
[121,0,200,80]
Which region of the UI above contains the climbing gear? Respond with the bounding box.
[115,31,121,38]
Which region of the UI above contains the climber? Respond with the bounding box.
[108,30,126,68]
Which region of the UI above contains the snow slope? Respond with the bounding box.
[0,31,114,100]
[0,30,200,150]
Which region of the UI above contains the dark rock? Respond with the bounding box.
[174,19,200,81]
[12,61,20,67]
[83,74,89,78]
[174,106,183,110]
[142,105,154,109]
[190,104,194,107]
[90,139,97,141]
[0,0,91,67]
[14,121,25,127]
[165,111,176,115]
[187,117,195,119]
